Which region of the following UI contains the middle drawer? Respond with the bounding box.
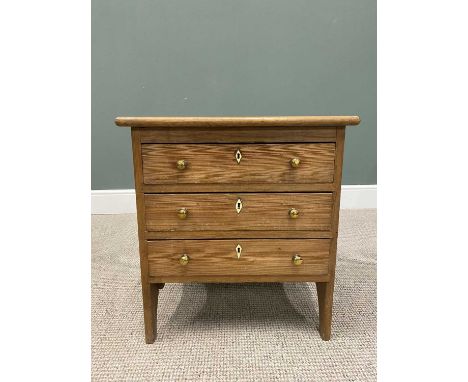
[144,193,333,232]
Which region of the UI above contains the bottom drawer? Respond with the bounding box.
[147,239,330,278]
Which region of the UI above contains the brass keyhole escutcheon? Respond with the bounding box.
[236,244,242,259]
[235,149,242,164]
[236,198,243,213]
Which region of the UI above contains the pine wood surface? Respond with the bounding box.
[131,129,158,343]
[144,193,333,232]
[147,274,331,284]
[137,126,337,143]
[144,229,333,240]
[120,116,359,342]
[140,182,336,193]
[147,239,331,278]
[141,143,335,185]
[116,115,360,127]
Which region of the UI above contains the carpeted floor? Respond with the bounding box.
[92,209,376,381]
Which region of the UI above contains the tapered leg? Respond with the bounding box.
[142,282,159,344]
[316,281,335,341]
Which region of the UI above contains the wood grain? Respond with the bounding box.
[144,193,333,232]
[144,230,333,240]
[122,116,359,342]
[331,128,346,233]
[148,274,331,283]
[142,143,335,185]
[116,115,361,127]
[147,239,331,278]
[131,128,158,343]
[316,127,346,341]
[140,182,336,193]
[138,126,337,143]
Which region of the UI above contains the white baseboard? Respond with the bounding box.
[91,189,137,214]
[339,185,377,209]
[91,185,376,214]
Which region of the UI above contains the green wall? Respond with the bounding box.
[92,0,376,189]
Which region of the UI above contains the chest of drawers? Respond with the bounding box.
[115,116,360,343]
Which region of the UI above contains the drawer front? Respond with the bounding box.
[144,193,333,232]
[141,143,335,184]
[147,239,330,277]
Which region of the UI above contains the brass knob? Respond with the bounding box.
[290,158,300,168]
[292,254,303,266]
[179,254,189,265]
[177,208,188,219]
[176,159,186,170]
[289,208,299,219]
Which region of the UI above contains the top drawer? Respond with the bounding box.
[141,143,335,185]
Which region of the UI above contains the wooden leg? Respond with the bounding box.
[142,282,159,344]
[316,281,334,341]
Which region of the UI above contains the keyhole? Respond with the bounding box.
[235,149,242,164]
[235,198,243,213]
[236,244,242,259]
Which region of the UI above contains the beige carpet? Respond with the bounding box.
[92,209,376,381]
